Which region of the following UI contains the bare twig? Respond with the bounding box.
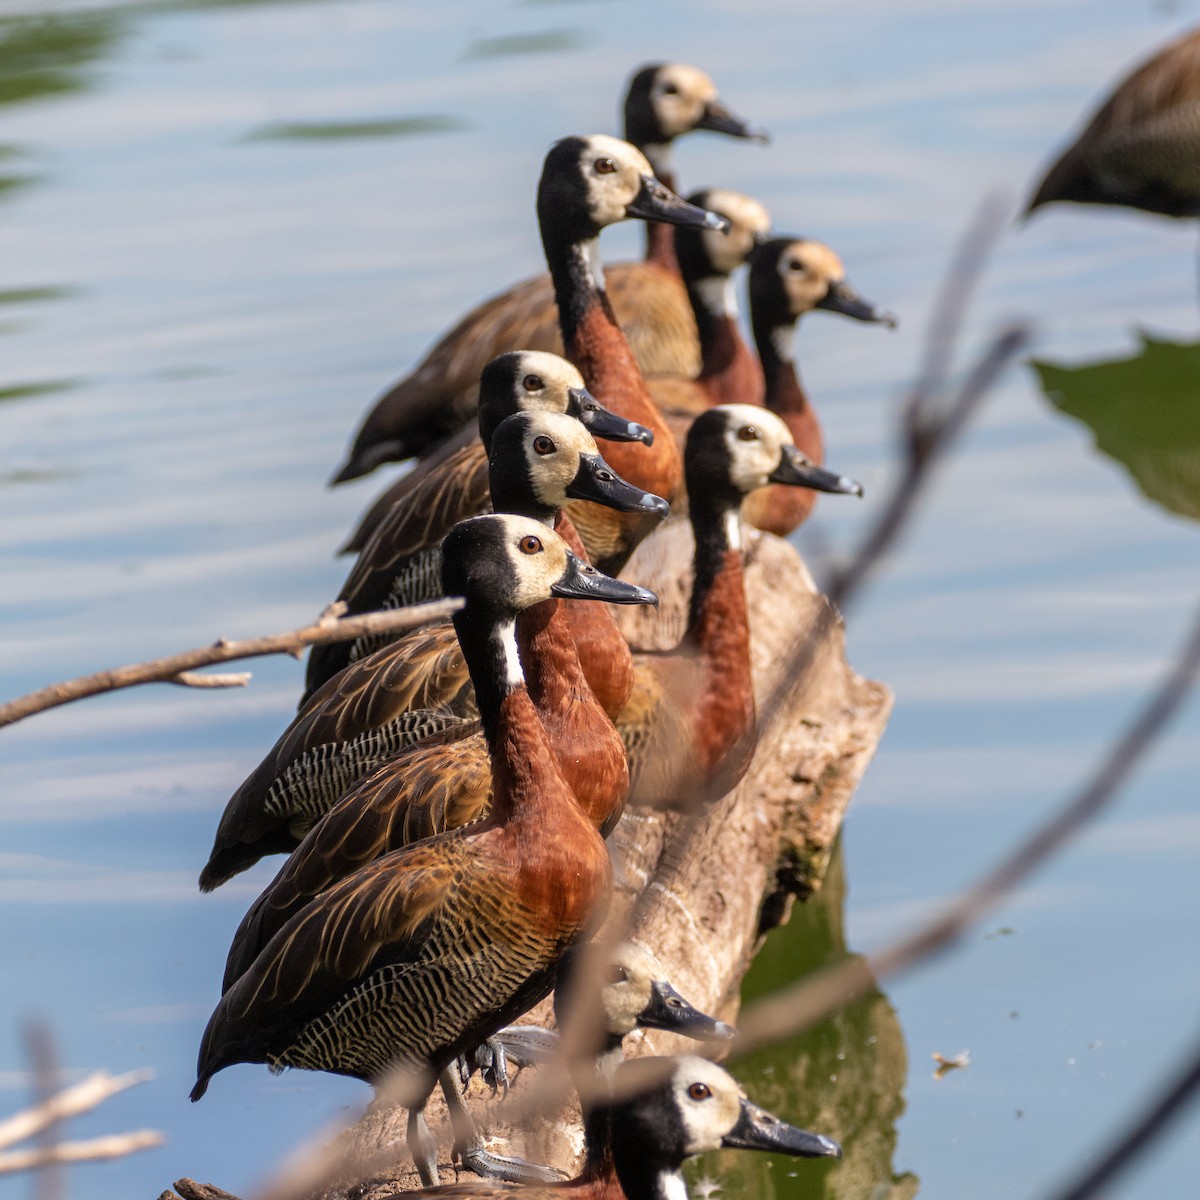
[0,597,462,729]
[0,1070,154,1150]
[170,1176,246,1200]
[0,1131,165,1174]
[1048,1030,1200,1200]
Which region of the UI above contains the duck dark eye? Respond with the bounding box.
[661,82,679,95]
[687,1082,712,1101]
[737,425,759,441]
[523,374,544,391]
[605,965,628,985]
[788,259,806,272]
[594,157,617,175]
[533,435,556,456]
[518,535,543,555]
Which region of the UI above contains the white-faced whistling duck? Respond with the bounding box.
[538,135,728,574]
[1026,28,1200,220]
[398,1056,841,1200]
[191,515,657,1189]
[620,406,862,809]
[198,415,666,892]
[219,467,661,980]
[329,64,763,485]
[483,940,735,1086]
[645,188,772,448]
[341,350,651,557]
[739,237,894,538]
[307,351,657,696]
[463,941,736,1193]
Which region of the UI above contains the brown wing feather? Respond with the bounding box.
[199,623,475,891]
[333,262,702,483]
[222,729,492,990]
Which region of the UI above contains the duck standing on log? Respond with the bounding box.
[191,516,657,1187]
[331,63,764,483]
[308,351,656,696]
[199,411,666,892]
[620,405,863,809]
[740,237,895,537]
[398,1056,840,1200]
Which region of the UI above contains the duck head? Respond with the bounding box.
[685,405,862,514]
[488,411,670,522]
[624,63,768,170]
[538,134,730,248]
[750,237,897,349]
[442,514,658,619]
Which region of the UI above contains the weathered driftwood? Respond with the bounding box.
[296,526,892,1199]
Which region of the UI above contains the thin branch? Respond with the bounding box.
[0,597,462,729]
[733,598,1200,1054]
[0,1070,154,1150]
[0,1131,165,1174]
[1047,1031,1200,1200]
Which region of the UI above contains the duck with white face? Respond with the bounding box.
[329,63,764,487]
[398,1055,841,1200]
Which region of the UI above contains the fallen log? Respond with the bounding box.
[274,526,893,1199]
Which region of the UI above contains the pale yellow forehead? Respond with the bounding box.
[720,403,793,444]
[524,410,598,454]
[517,350,585,391]
[584,133,652,177]
[704,189,771,237]
[781,239,845,281]
[655,63,717,103]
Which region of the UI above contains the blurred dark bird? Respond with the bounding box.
[1027,27,1200,219]
[330,64,763,484]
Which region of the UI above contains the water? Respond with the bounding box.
[2,1,1199,1196]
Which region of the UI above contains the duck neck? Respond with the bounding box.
[688,274,764,406]
[576,1036,626,1178]
[609,1121,689,1200]
[752,313,822,463]
[541,225,678,496]
[453,605,559,823]
[516,592,588,717]
[684,489,757,779]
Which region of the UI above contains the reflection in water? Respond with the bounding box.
[1032,334,1200,522]
[697,843,917,1200]
[244,114,468,143]
[0,11,124,108]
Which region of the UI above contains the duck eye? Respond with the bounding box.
[594,157,617,175]
[518,535,543,555]
[661,81,679,96]
[533,435,556,456]
[687,1083,712,1101]
[605,965,629,985]
[737,425,759,441]
[523,374,544,391]
[788,259,807,273]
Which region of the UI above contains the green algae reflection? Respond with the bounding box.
[1032,334,1200,523]
[697,843,916,1200]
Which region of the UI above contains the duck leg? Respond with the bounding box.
[437,1066,567,1184]
[407,1106,441,1187]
